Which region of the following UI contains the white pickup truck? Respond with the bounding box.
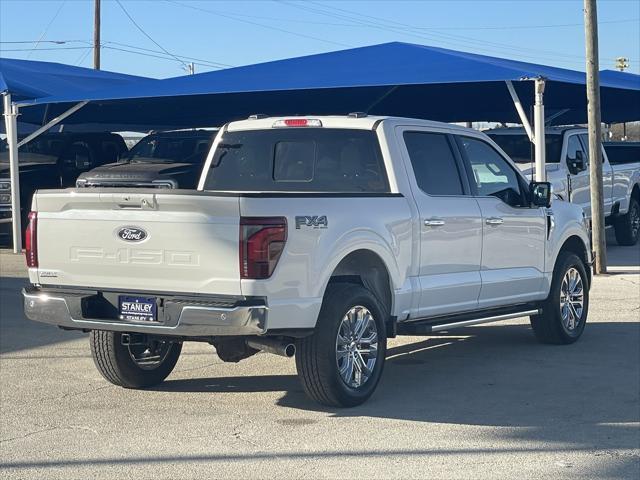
[23,115,592,407]
[488,127,640,246]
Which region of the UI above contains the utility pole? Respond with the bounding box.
[584,0,607,274]
[94,0,101,70]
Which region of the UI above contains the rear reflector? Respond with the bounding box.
[25,211,38,268]
[272,118,322,128]
[240,217,287,279]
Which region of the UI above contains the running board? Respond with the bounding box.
[396,309,541,335]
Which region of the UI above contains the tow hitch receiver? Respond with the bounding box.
[121,333,149,346]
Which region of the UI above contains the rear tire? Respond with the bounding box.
[296,284,387,407]
[90,331,182,388]
[614,196,640,246]
[530,252,589,345]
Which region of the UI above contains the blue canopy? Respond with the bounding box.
[14,42,640,127]
[0,57,154,103]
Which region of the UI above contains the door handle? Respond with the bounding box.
[424,218,445,227]
[486,217,504,226]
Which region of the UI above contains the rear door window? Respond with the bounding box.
[204,128,389,193]
[403,131,465,196]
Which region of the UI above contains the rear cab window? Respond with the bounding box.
[204,128,389,193]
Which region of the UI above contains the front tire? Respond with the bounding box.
[530,252,589,344]
[614,196,640,246]
[90,331,182,388]
[296,284,387,407]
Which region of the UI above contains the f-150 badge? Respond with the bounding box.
[295,216,328,229]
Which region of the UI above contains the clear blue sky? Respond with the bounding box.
[1,0,638,77]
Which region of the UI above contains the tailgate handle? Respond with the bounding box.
[114,194,157,210]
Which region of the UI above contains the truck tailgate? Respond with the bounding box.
[32,190,241,295]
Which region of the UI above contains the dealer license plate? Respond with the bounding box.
[118,296,157,322]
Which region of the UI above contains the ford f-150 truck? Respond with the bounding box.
[23,115,592,407]
[488,127,640,246]
[75,130,216,189]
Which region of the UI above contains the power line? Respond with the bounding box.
[0,38,234,70]
[164,0,353,49]
[297,1,549,55]
[123,4,639,31]
[114,0,190,70]
[26,0,66,59]
[101,45,226,70]
[288,0,583,65]
[104,41,234,68]
[0,40,77,44]
[278,1,591,64]
[412,18,640,31]
[1,46,91,52]
[75,47,93,66]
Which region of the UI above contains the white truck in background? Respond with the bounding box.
[23,115,592,407]
[488,126,640,246]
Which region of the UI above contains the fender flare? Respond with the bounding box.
[315,228,403,300]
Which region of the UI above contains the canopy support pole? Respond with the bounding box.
[2,93,22,252]
[17,101,88,148]
[545,108,570,126]
[365,85,399,113]
[505,81,534,142]
[533,78,547,182]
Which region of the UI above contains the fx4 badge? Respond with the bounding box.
[295,215,328,230]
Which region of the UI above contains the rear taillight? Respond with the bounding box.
[240,217,287,279]
[25,211,38,268]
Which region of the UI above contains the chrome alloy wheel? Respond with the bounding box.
[127,340,173,371]
[560,267,584,332]
[335,305,379,388]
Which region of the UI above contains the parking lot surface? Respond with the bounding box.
[1,241,638,479]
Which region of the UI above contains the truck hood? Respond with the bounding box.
[0,153,57,177]
[515,162,563,180]
[77,160,200,187]
[0,160,57,177]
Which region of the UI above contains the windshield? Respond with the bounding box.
[488,133,563,164]
[126,133,213,164]
[204,128,389,193]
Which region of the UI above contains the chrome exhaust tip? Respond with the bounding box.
[246,338,296,358]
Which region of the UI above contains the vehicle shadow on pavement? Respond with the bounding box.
[159,321,639,425]
[156,321,640,475]
[156,374,301,393]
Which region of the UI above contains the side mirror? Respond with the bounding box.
[568,150,586,174]
[530,181,552,208]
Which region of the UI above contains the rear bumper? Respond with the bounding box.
[22,286,267,337]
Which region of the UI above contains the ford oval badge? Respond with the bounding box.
[117,226,148,242]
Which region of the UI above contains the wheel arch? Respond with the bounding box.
[556,235,591,288]
[631,183,640,202]
[324,249,394,324]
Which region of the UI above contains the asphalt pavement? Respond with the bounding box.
[0,238,638,479]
